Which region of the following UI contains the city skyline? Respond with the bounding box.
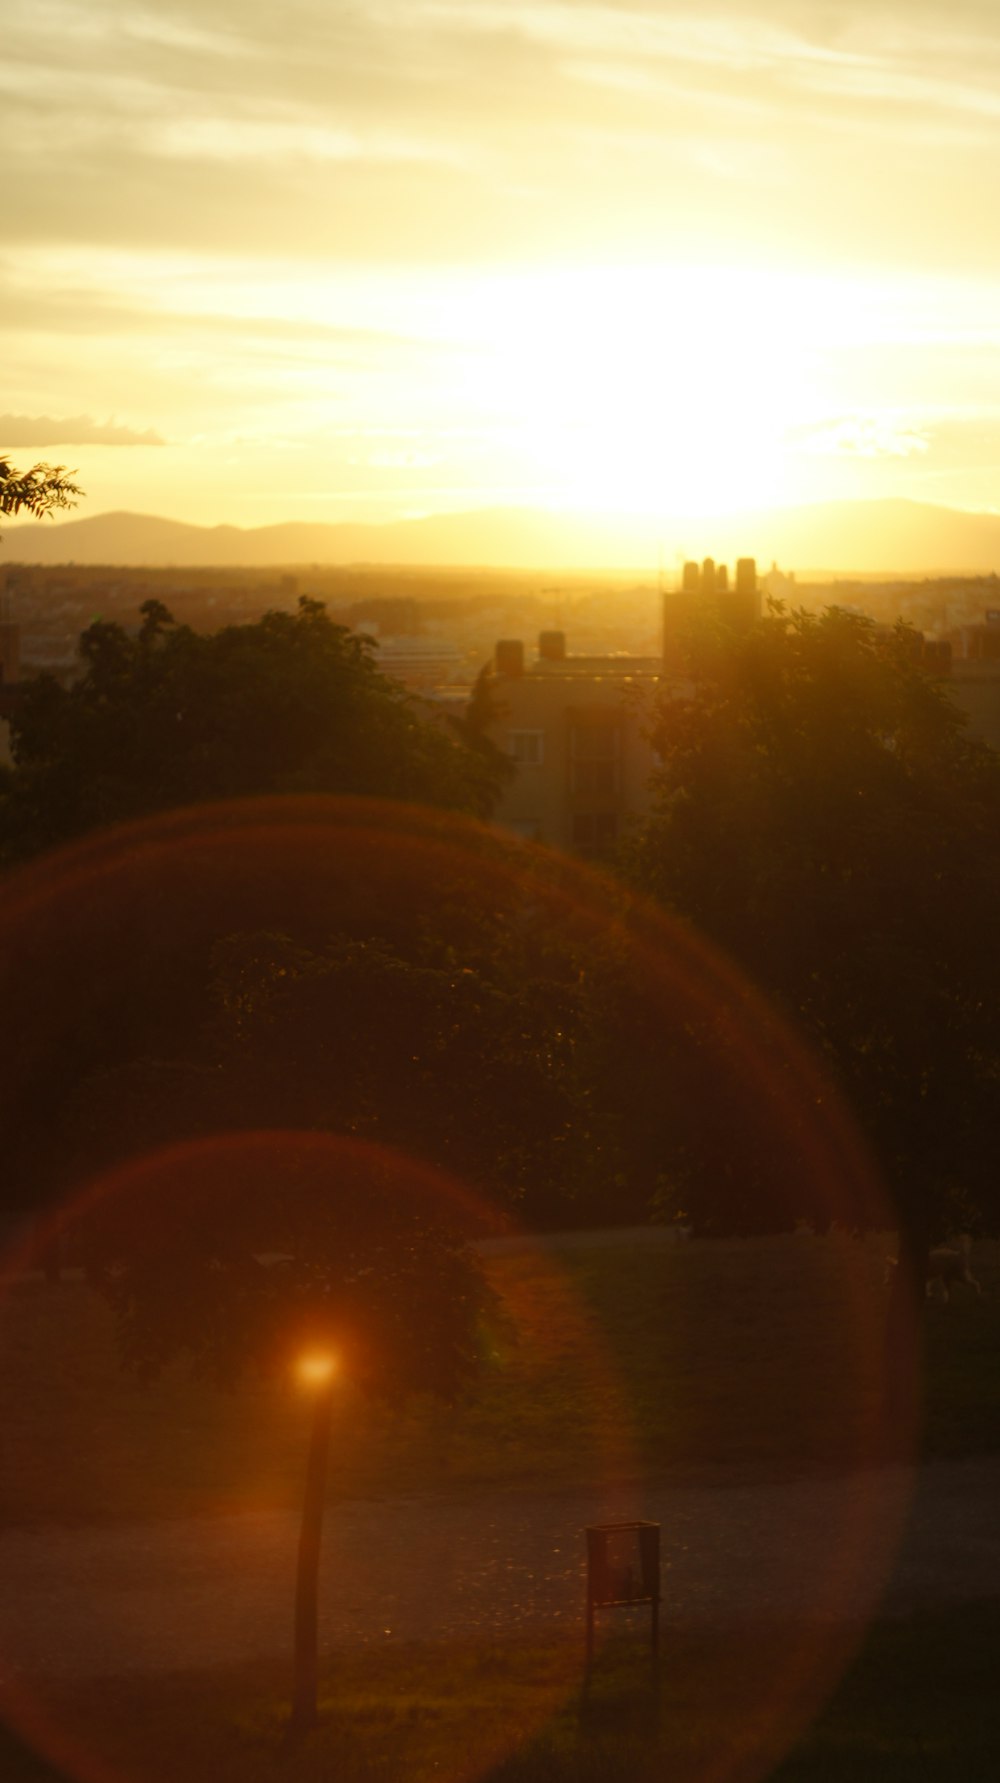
[5,2,1000,546]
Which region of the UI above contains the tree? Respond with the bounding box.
[74,1129,492,1730]
[0,458,82,526]
[0,598,508,859]
[205,929,588,1204]
[55,924,596,1234]
[624,606,1000,1337]
[444,661,516,813]
[0,793,619,1243]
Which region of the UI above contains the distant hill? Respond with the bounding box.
[0,508,602,571]
[3,498,1000,576]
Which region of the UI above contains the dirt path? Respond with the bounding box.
[1,1458,997,1682]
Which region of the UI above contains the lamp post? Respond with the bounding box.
[291,1350,339,1733]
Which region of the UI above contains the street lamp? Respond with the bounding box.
[296,1350,339,1389]
[291,1348,339,1732]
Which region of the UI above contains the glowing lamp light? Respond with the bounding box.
[296,1350,339,1388]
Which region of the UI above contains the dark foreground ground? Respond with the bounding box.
[2,1230,997,1781]
[1,1457,997,1680]
[2,1461,1000,1783]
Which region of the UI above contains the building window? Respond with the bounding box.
[570,719,620,798]
[572,758,619,798]
[508,730,545,765]
[572,812,620,853]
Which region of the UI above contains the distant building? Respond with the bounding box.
[485,630,661,855]
[947,611,1000,751]
[0,605,21,766]
[0,615,21,686]
[662,557,760,673]
[0,589,20,678]
[366,632,463,690]
[481,557,761,856]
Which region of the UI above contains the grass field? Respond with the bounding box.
[3,1604,999,1783]
[1,1229,998,1526]
[2,1228,998,1783]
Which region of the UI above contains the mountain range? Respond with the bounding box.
[3,498,1000,576]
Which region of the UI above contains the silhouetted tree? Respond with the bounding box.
[0,598,506,859]
[445,661,515,816]
[625,606,1000,1397]
[0,457,82,527]
[54,904,607,1238]
[0,798,616,1237]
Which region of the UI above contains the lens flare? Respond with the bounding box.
[0,797,916,1783]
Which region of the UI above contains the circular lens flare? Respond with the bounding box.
[0,796,917,1783]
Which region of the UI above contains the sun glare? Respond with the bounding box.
[450,266,830,519]
[18,251,980,529]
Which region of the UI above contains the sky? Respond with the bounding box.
[4,0,1000,534]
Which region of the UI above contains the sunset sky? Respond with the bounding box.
[4,0,1000,533]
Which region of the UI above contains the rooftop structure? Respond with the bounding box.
[482,557,762,856]
[663,557,760,673]
[486,629,660,856]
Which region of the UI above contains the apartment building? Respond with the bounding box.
[483,559,761,855]
[484,629,659,855]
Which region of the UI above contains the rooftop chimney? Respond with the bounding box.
[494,639,525,678]
[538,630,567,662]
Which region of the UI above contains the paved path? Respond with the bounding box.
[1,1459,998,1682]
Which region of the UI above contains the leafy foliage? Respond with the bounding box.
[58,911,606,1233]
[80,1135,490,1399]
[0,598,507,858]
[0,457,82,525]
[625,605,1000,1244]
[1,793,630,1234]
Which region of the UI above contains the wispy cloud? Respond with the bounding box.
[122,8,264,62]
[4,1,1000,523]
[0,413,164,447]
[4,0,1000,266]
[145,116,462,167]
[0,272,452,363]
[802,416,931,460]
[418,0,860,72]
[798,56,1000,120]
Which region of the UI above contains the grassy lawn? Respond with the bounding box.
[2,1229,999,1783]
[772,1602,1000,1782]
[3,1604,998,1783]
[1,1230,998,1525]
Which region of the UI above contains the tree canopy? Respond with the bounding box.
[76,1130,490,1398]
[0,598,508,859]
[0,796,621,1236]
[60,919,596,1231]
[624,605,1000,1251]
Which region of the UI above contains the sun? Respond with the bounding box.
[459,265,829,520]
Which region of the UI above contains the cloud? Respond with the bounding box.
[3,0,1000,274]
[802,417,931,459]
[145,116,455,166]
[0,414,164,447]
[0,275,446,357]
